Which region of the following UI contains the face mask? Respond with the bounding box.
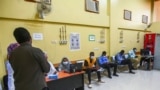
[63,61,68,65]
[90,56,94,59]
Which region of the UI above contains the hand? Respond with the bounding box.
[54,71,57,74]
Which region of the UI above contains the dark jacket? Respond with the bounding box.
[9,42,50,90]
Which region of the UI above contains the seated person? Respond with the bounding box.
[84,52,104,88]
[115,50,135,74]
[98,51,119,79]
[44,53,57,76]
[58,57,71,72]
[139,47,153,70]
[128,48,139,69]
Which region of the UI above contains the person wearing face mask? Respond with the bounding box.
[84,52,104,88]
[99,51,119,79]
[128,48,139,69]
[58,57,71,72]
[115,50,135,74]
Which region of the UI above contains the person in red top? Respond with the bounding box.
[84,52,104,88]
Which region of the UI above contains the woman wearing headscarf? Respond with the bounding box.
[6,43,19,90]
[58,57,71,72]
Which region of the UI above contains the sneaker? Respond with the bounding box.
[113,74,119,77]
[129,71,135,74]
[97,80,105,83]
[88,84,92,88]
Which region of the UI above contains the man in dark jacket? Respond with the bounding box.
[9,27,50,90]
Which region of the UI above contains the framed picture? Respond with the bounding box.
[85,0,99,13]
[124,10,132,20]
[25,0,51,5]
[142,15,148,24]
[89,35,95,41]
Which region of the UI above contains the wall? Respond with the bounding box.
[0,0,109,77]
[109,0,151,55]
[0,0,152,79]
[149,22,160,33]
[153,0,160,22]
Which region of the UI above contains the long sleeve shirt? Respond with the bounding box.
[128,50,136,58]
[98,56,109,65]
[115,53,125,64]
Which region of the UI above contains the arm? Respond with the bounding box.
[34,48,50,73]
[84,60,89,68]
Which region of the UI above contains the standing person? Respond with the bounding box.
[128,48,139,69]
[9,27,50,90]
[84,52,104,88]
[115,50,135,74]
[6,43,19,90]
[98,51,119,79]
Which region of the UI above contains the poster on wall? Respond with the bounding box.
[70,33,80,50]
[33,33,43,40]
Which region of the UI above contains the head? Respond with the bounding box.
[102,51,106,56]
[89,52,95,59]
[61,57,69,65]
[120,50,125,55]
[13,27,32,44]
[133,48,137,52]
[7,43,20,59]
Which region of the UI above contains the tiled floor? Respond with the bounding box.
[84,70,160,90]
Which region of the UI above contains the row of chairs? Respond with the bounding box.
[76,56,129,73]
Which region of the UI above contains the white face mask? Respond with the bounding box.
[90,56,94,59]
[63,61,68,65]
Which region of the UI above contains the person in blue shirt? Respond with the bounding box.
[98,51,118,78]
[115,50,135,74]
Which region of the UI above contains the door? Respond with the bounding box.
[153,34,160,70]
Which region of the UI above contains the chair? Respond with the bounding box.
[111,56,128,72]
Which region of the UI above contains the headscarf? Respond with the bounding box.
[60,57,70,70]
[7,43,19,56]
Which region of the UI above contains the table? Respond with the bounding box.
[141,55,154,70]
[46,71,84,90]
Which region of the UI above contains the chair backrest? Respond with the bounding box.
[76,59,85,66]
[111,56,117,62]
[96,57,103,67]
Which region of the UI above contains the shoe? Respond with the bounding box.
[97,80,105,83]
[129,71,135,74]
[113,74,119,77]
[88,84,92,88]
[108,76,112,79]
